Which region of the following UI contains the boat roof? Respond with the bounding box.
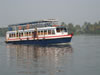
[8,19,58,27]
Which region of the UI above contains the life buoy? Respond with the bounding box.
[18,26,22,30]
[26,24,30,29]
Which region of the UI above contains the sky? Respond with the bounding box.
[0,0,100,27]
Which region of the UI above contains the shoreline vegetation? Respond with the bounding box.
[61,21,100,35]
[0,27,7,36]
[0,21,100,36]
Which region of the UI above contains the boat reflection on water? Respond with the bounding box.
[6,44,73,75]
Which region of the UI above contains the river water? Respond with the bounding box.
[0,35,100,75]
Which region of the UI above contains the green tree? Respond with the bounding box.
[75,25,81,34]
[0,27,8,36]
[61,22,67,27]
[67,23,75,34]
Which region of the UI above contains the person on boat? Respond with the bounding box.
[34,27,38,39]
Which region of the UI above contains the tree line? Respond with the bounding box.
[61,21,100,35]
[0,21,100,36]
[0,27,8,36]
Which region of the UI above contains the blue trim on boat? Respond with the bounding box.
[6,37,72,45]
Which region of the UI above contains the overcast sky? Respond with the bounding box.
[0,0,100,27]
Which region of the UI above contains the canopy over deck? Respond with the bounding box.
[8,19,58,31]
[8,19,58,27]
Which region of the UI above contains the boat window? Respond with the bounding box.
[38,31,41,35]
[48,30,52,35]
[64,28,67,32]
[61,28,67,32]
[20,32,23,37]
[9,33,15,37]
[56,28,67,32]
[13,33,15,37]
[9,34,11,37]
[22,33,23,36]
[17,33,19,37]
[19,33,20,37]
[32,32,34,36]
[29,32,31,36]
[52,30,55,34]
[44,30,48,35]
[24,32,28,36]
[41,31,44,35]
[27,32,29,36]
[56,28,61,32]
[11,34,14,37]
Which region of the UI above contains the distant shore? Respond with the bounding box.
[1,20,100,36]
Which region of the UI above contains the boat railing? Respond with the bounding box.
[8,21,58,31]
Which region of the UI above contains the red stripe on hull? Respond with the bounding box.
[7,34,73,41]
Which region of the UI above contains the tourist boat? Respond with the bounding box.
[5,19,73,45]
